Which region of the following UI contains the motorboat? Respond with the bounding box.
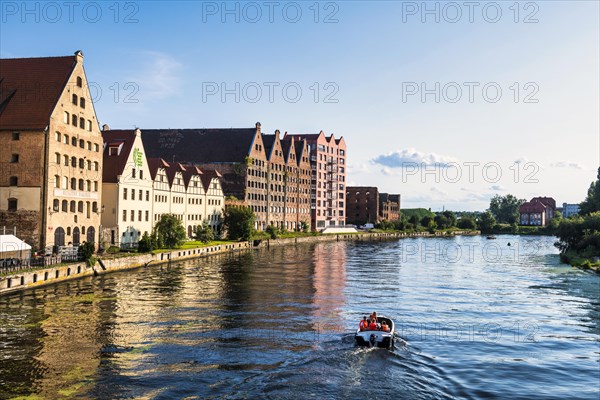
[486,235,497,239]
[355,316,395,348]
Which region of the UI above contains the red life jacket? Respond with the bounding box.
[359,320,367,330]
[369,322,377,330]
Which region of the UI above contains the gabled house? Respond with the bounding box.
[519,196,556,226]
[0,51,103,250]
[101,127,154,248]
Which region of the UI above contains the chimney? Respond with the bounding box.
[255,122,261,132]
[102,124,110,131]
[74,50,84,62]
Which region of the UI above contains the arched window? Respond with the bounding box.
[62,200,68,212]
[55,152,60,164]
[70,201,76,213]
[64,134,69,144]
[54,175,60,188]
[78,179,84,191]
[72,94,78,105]
[70,178,76,190]
[86,227,95,244]
[78,158,84,169]
[76,76,83,87]
[86,160,91,170]
[55,227,65,246]
[71,156,76,167]
[93,161,98,171]
[79,139,84,148]
[67,226,71,236]
[77,201,83,213]
[53,199,59,211]
[63,176,68,189]
[71,115,77,127]
[80,98,85,108]
[72,227,80,245]
[86,180,91,191]
[79,118,85,129]
[63,155,69,166]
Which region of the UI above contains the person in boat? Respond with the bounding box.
[381,320,390,332]
[359,316,368,331]
[368,318,378,331]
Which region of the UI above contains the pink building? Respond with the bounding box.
[284,131,346,230]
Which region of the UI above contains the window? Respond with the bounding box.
[72,94,78,105]
[92,202,98,213]
[55,153,60,164]
[138,210,142,221]
[78,158,84,169]
[123,188,127,200]
[63,112,69,124]
[79,139,84,148]
[9,176,17,186]
[79,118,85,129]
[67,227,71,235]
[140,170,143,180]
[72,115,77,126]
[78,201,83,213]
[94,143,99,152]
[78,179,84,191]
[12,132,19,140]
[53,199,59,211]
[8,198,17,211]
[64,155,69,166]
[131,210,134,221]
[80,98,85,108]
[70,178,76,190]
[71,136,77,146]
[10,154,19,163]
[145,211,149,221]
[77,76,83,87]
[146,191,149,201]
[71,157,76,167]
[86,180,91,191]
[86,160,91,170]
[139,190,142,201]
[87,120,92,132]
[62,200,68,212]
[70,201,76,212]
[132,169,136,179]
[54,175,60,188]
[64,134,69,144]
[123,210,127,221]
[93,162,98,171]
[93,181,98,191]
[62,176,68,189]
[87,141,91,150]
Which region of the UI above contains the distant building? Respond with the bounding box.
[562,203,580,218]
[346,187,379,226]
[284,131,347,230]
[519,196,556,226]
[379,193,401,221]
[0,51,103,250]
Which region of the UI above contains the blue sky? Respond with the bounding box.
[2,1,598,211]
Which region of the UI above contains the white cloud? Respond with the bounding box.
[371,148,459,169]
[129,51,183,101]
[550,161,585,170]
[490,185,505,191]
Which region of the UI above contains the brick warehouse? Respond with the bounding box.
[0,52,104,250]
[346,186,379,226]
[139,123,312,231]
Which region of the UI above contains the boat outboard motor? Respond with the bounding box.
[369,334,377,347]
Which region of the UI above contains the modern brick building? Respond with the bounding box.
[140,123,311,231]
[0,52,103,250]
[284,131,347,230]
[346,186,379,226]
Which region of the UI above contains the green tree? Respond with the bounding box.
[556,212,600,254]
[138,232,154,253]
[155,214,187,248]
[194,221,215,243]
[223,206,255,241]
[478,211,496,233]
[489,194,526,224]
[457,215,477,230]
[79,241,95,261]
[421,215,434,228]
[579,167,600,215]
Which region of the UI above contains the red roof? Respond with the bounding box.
[102,130,138,183]
[531,197,556,210]
[199,169,222,192]
[520,200,547,213]
[148,158,170,180]
[0,55,76,130]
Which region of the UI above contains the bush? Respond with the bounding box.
[266,225,278,239]
[457,216,477,230]
[155,214,187,248]
[194,221,215,243]
[138,232,154,253]
[223,206,255,241]
[79,241,95,261]
[107,246,120,254]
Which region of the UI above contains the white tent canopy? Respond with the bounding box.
[0,235,32,259]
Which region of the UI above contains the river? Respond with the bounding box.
[0,235,598,399]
